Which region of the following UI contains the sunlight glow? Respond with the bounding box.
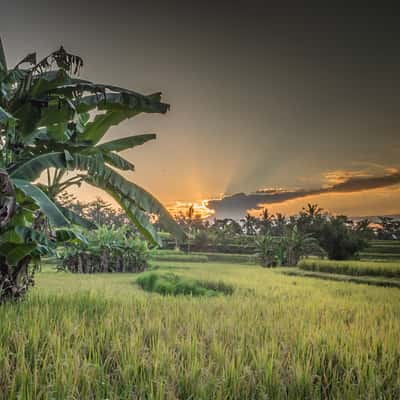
[167,199,215,220]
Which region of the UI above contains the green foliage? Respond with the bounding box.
[0,38,184,301]
[254,227,323,267]
[12,179,69,227]
[254,234,277,267]
[280,226,323,266]
[136,272,234,296]
[317,216,367,260]
[59,225,149,273]
[295,205,368,260]
[0,38,184,247]
[0,188,84,302]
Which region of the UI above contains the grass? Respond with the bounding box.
[362,246,400,254]
[196,251,256,264]
[299,258,400,278]
[0,261,400,398]
[136,272,234,296]
[359,252,400,261]
[360,241,400,261]
[150,250,209,263]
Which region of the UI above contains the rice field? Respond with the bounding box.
[0,261,400,399]
[299,259,400,278]
[360,240,400,261]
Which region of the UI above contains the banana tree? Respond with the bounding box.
[0,37,184,301]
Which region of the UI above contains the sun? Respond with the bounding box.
[167,199,215,220]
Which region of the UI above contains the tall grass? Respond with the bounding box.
[300,259,400,278]
[0,262,399,398]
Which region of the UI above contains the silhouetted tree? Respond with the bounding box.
[241,213,258,235]
[259,208,274,235]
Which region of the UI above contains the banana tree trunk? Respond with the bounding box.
[0,170,26,303]
[0,255,34,303]
[0,170,16,229]
[101,250,109,272]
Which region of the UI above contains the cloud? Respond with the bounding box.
[207,169,400,219]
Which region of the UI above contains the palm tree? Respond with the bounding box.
[259,208,274,235]
[241,213,258,235]
[302,203,323,219]
[254,234,276,267]
[281,226,322,266]
[186,205,194,253]
[0,38,184,301]
[273,213,286,236]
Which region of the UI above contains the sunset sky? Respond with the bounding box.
[1,3,400,218]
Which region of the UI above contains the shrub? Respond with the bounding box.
[136,273,234,296]
[58,226,149,273]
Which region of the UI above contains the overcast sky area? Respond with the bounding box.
[1,2,400,218]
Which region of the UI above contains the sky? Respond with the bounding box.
[1,2,400,218]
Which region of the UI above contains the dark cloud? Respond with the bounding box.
[208,172,400,219]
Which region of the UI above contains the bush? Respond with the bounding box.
[136,273,234,296]
[58,226,149,273]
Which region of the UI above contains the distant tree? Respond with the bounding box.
[255,234,276,267]
[272,213,287,236]
[296,203,325,234]
[186,205,194,253]
[175,205,206,252]
[259,208,274,235]
[255,226,322,267]
[282,226,322,266]
[318,216,367,260]
[210,218,242,237]
[192,230,210,250]
[303,203,323,219]
[58,193,129,228]
[241,213,258,235]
